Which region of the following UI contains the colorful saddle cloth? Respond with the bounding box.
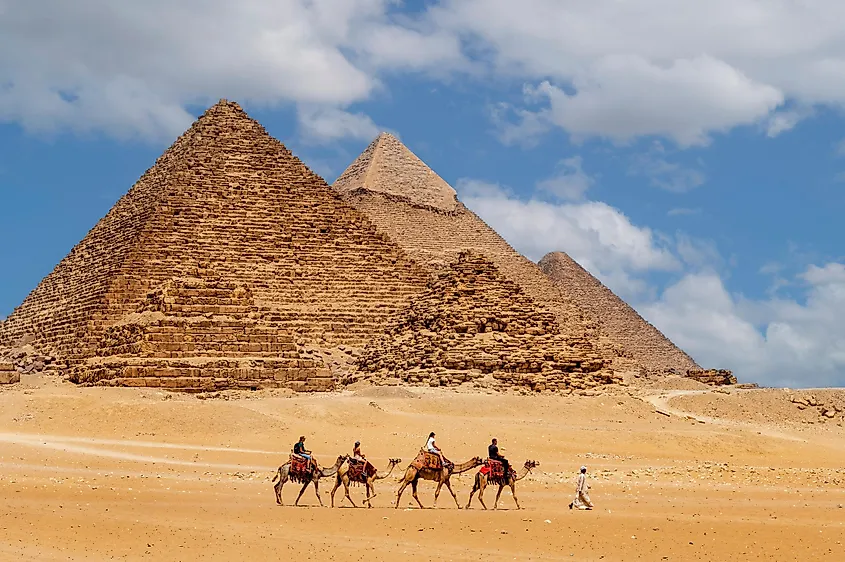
[480,459,514,484]
[347,458,377,483]
[411,449,453,471]
[289,454,314,482]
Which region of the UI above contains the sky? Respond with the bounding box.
[1,0,845,388]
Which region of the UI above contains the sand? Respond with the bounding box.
[1,375,844,561]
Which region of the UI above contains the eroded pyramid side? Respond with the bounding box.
[354,251,618,391]
[538,251,700,374]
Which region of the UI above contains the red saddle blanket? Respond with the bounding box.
[347,459,377,482]
[290,454,314,477]
[480,459,513,481]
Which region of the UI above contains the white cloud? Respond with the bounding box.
[765,108,813,138]
[536,156,594,201]
[489,103,553,147]
[457,178,679,301]
[628,143,706,193]
[641,265,845,387]
[0,0,463,140]
[429,0,845,144]
[459,175,845,387]
[297,106,381,143]
[522,57,783,146]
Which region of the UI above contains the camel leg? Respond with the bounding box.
[433,478,444,508]
[411,479,425,509]
[395,480,410,509]
[274,480,284,506]
[330,476,341,508]
[444,478,461,509]
[493,485,504,510]
[313,479,324,507]
[477,480,488,510]
[511,483,521,510]
[343,479,357,508]
[465,479,479,509]
[365,482,373,508]
[294,480,309,506]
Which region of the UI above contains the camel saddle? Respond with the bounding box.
[289,453,315,482]
[347,457,377,484]
[480,459,515,485]
[412,449,453,471]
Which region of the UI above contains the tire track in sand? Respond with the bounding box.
[0,432,276,471]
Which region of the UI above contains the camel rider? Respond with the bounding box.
[293,436,316,469]
[488,438,510,478]
[426,432,446,467]
[352,441,365,462]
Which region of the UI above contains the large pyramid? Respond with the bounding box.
[357,251,617,391]
[539,252,700,374]
[334,133,609,350]
[334,133,698,376]
[0,101,429,391]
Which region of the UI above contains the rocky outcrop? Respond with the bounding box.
[0,362,19,384]
[685,369,736,386]
[355,252,618,392]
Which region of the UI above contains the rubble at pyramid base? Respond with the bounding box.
[352,252,622,392]
[64,277,334,392]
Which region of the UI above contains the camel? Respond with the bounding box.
[465,460,539,510]
[395,454,484,509]
[272,454,346,507]
[330,458,402,508]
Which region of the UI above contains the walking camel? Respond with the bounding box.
[330,458,402,508]
[272,454,346,507]
[465,460,539,510]
[395,453,484,509]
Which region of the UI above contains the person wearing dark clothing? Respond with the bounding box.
[293,435,318,470]
[488,438,510,478]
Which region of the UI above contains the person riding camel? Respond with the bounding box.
[488,438,510,478]
[426,432,447,467]
[293,436,316,470]
[352,440,365,462]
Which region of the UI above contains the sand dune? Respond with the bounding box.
[2,375,844,561]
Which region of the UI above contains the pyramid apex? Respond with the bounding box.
[334,131,458,212]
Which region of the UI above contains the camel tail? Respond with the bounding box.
[272,467,281,482]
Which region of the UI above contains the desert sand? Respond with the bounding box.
[1,375,844,561]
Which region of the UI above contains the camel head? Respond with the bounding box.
[388,458,402,467]
[523,460,539,471]
[333,455,347,467]
[472,456,484,467]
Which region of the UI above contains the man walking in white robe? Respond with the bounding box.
[569,465,593,510]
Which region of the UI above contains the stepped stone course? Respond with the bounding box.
[0,362,19,385]
[355,251,619,391]
[72,277,330,392]
[538,252,700,374]
[0,101,429,390]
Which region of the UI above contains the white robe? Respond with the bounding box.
[573,473,593,509]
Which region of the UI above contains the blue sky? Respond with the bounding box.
[2,0,845,387]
